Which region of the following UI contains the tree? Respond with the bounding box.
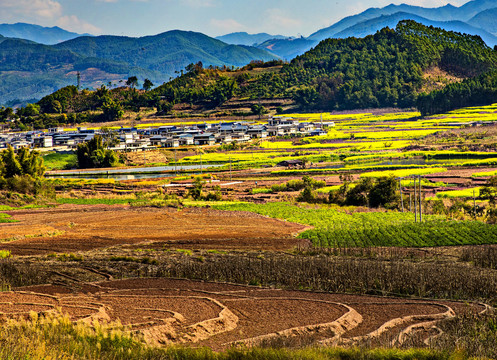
[188,177,205,200]
[76,135,119,169]
[481,176,497,205]
[126,76,138,89]
[251,103,267,118]
[143,79,154,91]
[0,145,45,178]
[368,176,398,208]
[345,177,374,206]
[101,98,124,122]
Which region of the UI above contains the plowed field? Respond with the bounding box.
[10,278,486,350]
[0,204,307,255]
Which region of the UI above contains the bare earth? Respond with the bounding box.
[0,204,308,255]
[8,278,485,350]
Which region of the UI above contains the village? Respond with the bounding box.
[0,117,332,152]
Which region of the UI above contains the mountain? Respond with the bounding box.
[13,20,497,132]
[0,23,88,45]
[256,37,317,61]
[308,0,497,42]
[468,8,497,36]
[216,32,286,46]
[260,0,497,60]
[0,30,277,104]
[55,30,277,76]
[333,12,497,47]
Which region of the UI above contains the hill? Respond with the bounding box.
[0,23,88,45]
[144,21,497,115]
[215,32,286,46]
[0,31,277,104]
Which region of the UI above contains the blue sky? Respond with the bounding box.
[0,0,468,37]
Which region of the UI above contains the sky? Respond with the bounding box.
[0,0,469,38]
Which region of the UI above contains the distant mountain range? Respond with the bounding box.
[1,0,497,104]
[215,32,287,46]
[0,23,88,45]
[217,0,497,60]
[0,30,277,104]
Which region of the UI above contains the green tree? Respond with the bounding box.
[1,146,22,178]
[143,79,154,91]
[101,98,124,122]
[251,103,267,118]
[369,176,398,208]
[188,177,205,200]
[126,76,139,89]
[481,176,497,205]
[76,135,119,169]
[0,145,45,178]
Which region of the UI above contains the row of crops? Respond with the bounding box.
[212,202,497,248]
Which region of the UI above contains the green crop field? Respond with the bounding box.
[212,202,497,248]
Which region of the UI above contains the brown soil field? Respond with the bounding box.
[9,278,486,350]
[0,205,307,255]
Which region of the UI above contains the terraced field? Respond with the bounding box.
[9,278,487,350]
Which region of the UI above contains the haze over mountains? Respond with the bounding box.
[219,0,497,60]
[0,0,496,105]
[0,23,88,45]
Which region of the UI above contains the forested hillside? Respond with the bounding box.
[150,21,497,112]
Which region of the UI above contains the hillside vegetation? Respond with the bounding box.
[150,21,497,114]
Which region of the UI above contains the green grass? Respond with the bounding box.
[272,165,447,176]
[0,213,17,223]
[212,202,497,248]
[43,152,77,171]
[251,187,273,194]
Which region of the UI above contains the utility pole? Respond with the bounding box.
[473,189,477,220]
[418,175,423,222]
[414,176,418,222]
[77,72,81,91]
[398,177,404,212]
[229,157,232,182]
